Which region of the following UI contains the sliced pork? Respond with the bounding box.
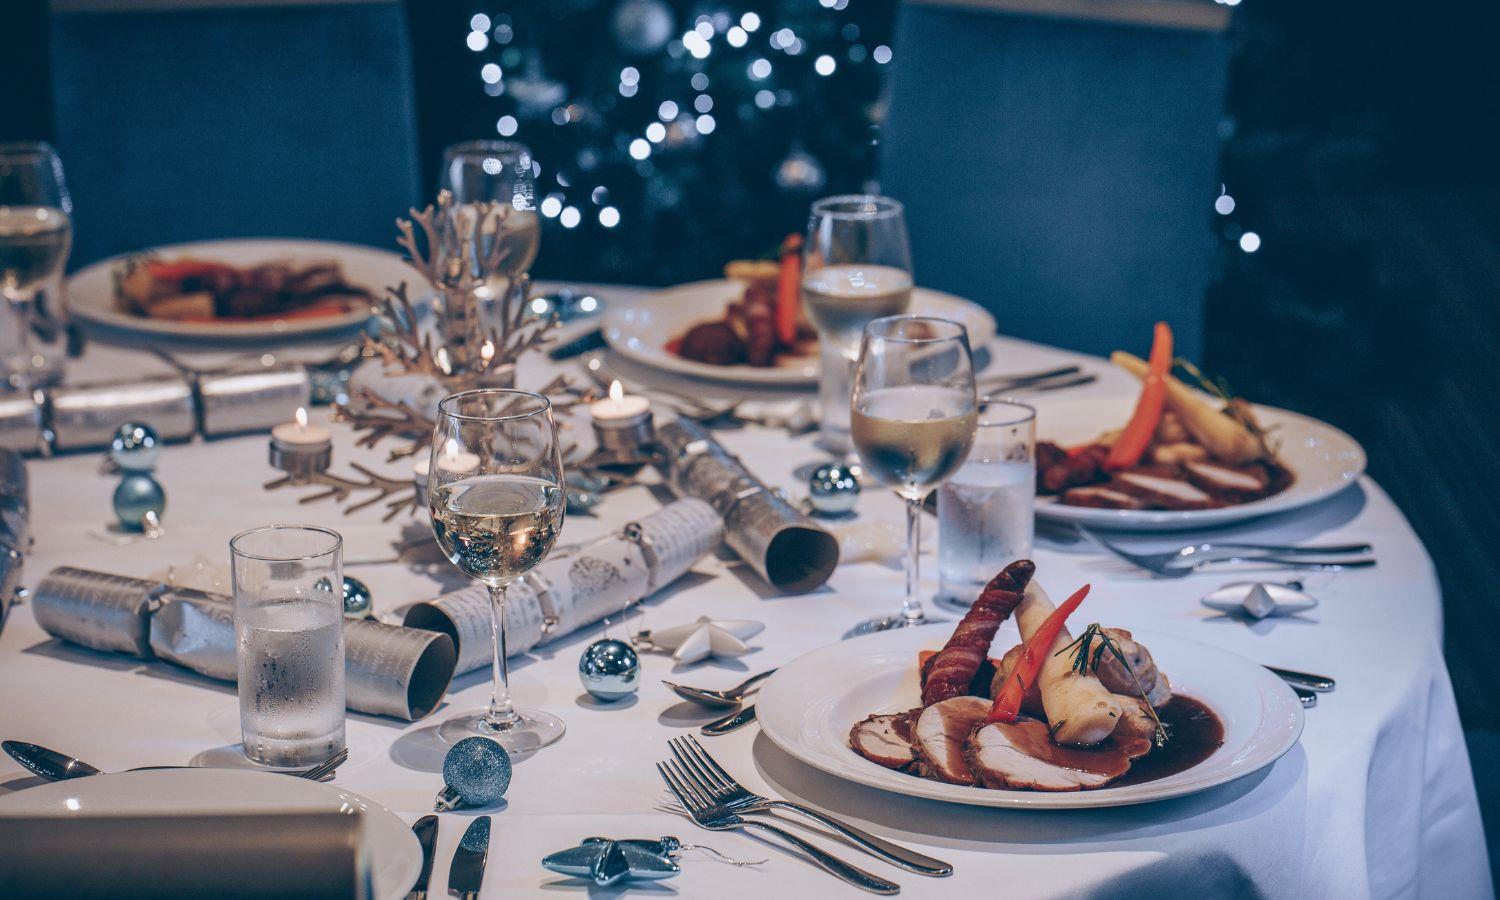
[913,696,991,785]
[1111,471,1219,510]
[849,713,917,770]
[1061,485,1146,510]
[966,720,1130,791]
[1183,460,1269,502]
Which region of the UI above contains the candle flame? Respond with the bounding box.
[435,347,452,374]
[444,438,460,458]
[480,340,495,363]
[295,407,308,428]
[609,380,624,402]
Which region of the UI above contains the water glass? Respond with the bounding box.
[937,400,1037,606]
[231,525,346,768]
[438,139,540,281]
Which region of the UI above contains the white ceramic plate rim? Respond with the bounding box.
[1032,394,1367,531]
[757,627,1304,809]
[602,279,998,386]
[66,238,407,339]
[0,768,421,899]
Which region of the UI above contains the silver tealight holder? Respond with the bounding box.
[268,407,332,478]
[589,380,654,456]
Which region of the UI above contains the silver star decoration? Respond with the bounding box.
[636,616,764,664]
[541,837,682,886]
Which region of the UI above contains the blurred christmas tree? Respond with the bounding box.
[409,0,898,285]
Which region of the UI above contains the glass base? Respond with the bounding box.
[437,707,566,753]
[843,612,945,639]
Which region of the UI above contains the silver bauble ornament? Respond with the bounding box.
[807,463,860,517]
[341,576,373,619]
[579,638,641,701]
[109,422,161,472]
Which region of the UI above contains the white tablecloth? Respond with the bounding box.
[0,288,1491,899]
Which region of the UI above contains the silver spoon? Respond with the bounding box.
[663,669,778,709]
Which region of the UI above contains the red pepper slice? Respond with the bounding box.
[986,584,1090,724]
[1104,321,1174,471]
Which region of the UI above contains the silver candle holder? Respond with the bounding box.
[268,408,333,478]
[589,381,655,457]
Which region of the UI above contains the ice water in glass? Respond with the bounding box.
[231,525,346,767]
[937,401,1037,605]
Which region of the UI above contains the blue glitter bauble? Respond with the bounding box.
[578,638,640,701]
[108,422,161,472]
[112,474,166,531]
[807,463,860,517]
[442,737,512,807]
[341,576,373,619]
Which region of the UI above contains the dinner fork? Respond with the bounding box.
[668,735,951,876]
[1079,526,1374,578]
[656,759,901,894]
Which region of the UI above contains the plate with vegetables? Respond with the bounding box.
[1031,323,1366,531]
[758,561,1304,809]
[603,263,996,386]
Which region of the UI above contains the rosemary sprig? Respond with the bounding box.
[1056,623,1169,748]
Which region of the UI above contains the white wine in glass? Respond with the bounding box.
[802,195,913,455]
[0,142,72,390]
[849,316,977,635]
[428,389,567,752]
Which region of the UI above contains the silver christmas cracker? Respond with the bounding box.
[656,419,839,594]
[0,393,45,454]
[403,497,724,675]
[196,364,312,437]
[32,567,163,658]
[48,376,195,451]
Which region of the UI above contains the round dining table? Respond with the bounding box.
[0,284,1490,899]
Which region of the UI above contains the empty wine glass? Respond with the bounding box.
[0,142,71,390]
[439,140,540,280]
[802,195,913,456]
[428,389,567,751]
[848,316,978,635]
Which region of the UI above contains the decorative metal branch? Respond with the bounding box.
[263,464,419,521]
[334,387,436,461]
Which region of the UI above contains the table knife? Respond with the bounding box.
[1292,686,1317,708]
[447,816,491,900]
[406,814,438,900]
[1264,666,1335,692]
[702,704,757,736]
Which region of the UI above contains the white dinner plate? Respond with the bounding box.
[1031,393,1367,532]
[757,626,1303,809]
[603,279,998,386]
[0,768,421,898]
[67,238,412,341]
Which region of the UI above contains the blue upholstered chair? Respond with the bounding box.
[880,0,1232,360]
[49,0,421,267]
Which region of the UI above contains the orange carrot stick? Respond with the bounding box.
[1104,322,1173,471]
[775,233,802,347]
[986,584,1090,724]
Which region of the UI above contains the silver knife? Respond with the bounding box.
[1264,665,1336,692]
[406,815,438,900]
[447,816,491,899]
[701,704,757,736]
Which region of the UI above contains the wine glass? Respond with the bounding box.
[848,316,978,635]
[802,195,913,457]
[0,142,71,390]
[439,140,540,281]
[428,389,567,751]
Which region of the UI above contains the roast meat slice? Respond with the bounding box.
[1061,485,1146,510]
[1111,471,1219,510]
[1183,460,1270,503]
[849,713,916,770]
[966,720,1131,791]
[914,696,991,785]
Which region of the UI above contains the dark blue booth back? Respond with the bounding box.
[881,5,1228,360]
[51,1,420,267]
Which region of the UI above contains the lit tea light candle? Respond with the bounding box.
[590,380,654,454]
[269,407,333,476]
[415,441,483,491]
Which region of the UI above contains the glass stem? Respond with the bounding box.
[902,495,925,623]
[485,582,519,727]
[817,339,854,456]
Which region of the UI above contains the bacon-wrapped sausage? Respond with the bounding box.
[921,560,1035,707]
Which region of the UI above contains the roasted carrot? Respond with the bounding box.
[986,584,1090,724]
[1104,322,1173,470]
[775,233,802,347]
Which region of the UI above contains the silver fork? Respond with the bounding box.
[1079,526,1375,578]
[669,735,950,876]
[657,759,901,894]
[297,747,349,782]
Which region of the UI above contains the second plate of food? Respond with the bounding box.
[1029,392,1367,531]
[67,238,411,341]
[757,624,1303,809]
[603,278,998,386]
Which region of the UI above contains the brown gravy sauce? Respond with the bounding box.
[1111,695,1224,787]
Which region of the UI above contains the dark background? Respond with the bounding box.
[5,0,1500,871]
